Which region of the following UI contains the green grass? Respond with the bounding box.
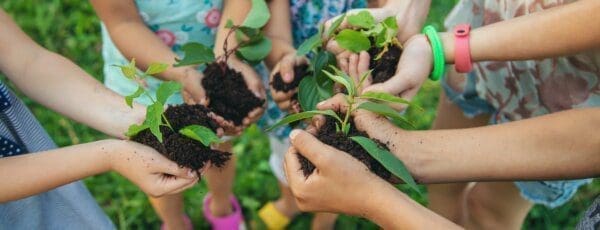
[1,1,598,229]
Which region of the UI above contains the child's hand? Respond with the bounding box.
[269,52,308,113]
[176,68,209,105]
[109,140,200,197]
[283,129,393,216]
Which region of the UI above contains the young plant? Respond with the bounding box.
[333,11,400,59]
[174,0,271,68]
[267,66,419,192]
[115,59,220,147]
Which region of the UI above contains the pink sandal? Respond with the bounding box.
[160,215,193,230]
[203,193,245,230]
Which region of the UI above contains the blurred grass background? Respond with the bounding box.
[1,1,597,229]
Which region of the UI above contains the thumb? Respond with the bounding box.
[289,129,341,169]
[280,58,294,83]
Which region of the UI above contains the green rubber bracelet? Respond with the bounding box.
[422,25,445,81]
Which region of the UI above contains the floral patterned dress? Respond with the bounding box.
[444,0,598,208]
[101,0,223,105]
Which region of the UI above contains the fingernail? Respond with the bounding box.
[187,170,196,178]
[317,101,326,107]
[289,129,300,139]
[254,92,262,98]
[283,73,293,82]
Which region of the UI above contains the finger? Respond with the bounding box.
[358,51,372,88]
[283,147,305,191]
[165,177,199,195]
[309,115,326,133]
[336,51,351,73]
[277,100,292,111]
[289,129,341,168]
[157,176,198,196]
[280,57,295,83]
[316,93,347,111]
[182,91,196,105]
[348,53,359,83]
[188,84,208,106]
[153,156,197,179]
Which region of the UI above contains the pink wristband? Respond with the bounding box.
[454,24,472,73]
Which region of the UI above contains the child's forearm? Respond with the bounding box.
[440,0,600,63]
[405,108,600,183]
[90,0,196,82]
[0,140,119,202]
[264,0,295,68]
[0,9,143,138]
[214,0,252,57]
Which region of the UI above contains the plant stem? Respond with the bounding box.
[341,96,354,135]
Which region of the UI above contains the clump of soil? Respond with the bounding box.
[297,115,392,180]
[131,104,231,172]
[270,64,310,92]
[367,44,402,84]
[202,63,265,126]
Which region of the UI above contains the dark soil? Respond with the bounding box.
[297,115,392,180]
[202,62,265,125]
[131,104,231,172]
[270,64,310,92]
[367,44,402,84]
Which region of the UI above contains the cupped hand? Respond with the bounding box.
[109,140,200,197]
[177,67,209,106]
[269,52,308,113]
[283,129,393,216]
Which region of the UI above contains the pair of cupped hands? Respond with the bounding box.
[271,8,435,216]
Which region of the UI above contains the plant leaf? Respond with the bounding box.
[357,101,415,129]
[266,110,341,131]
[296,34,321,56]
[174,42,215,67]
[242,0,270,29]
[144,102,165,142]
[145,63,169,75]
[350,136,419,192]
[347,11,376,29]
[298,77,318,111]
[323,68,355,96]
[359,91,412,105]
[115,59,137,79]
[334,29,370,53]
[325,14,346,38]
[125,123,149,137]
[125,87,144,108]
[179,125,220,147]
[225,19,234,28]
[156,81,182,104]
[236,37,272,62]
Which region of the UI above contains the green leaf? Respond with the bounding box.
[145,63,169,75]
[125,123,149,137]
[225,19,234,28]
[236,26,261,42]
[174,42,215,67]
[334,29,370,53]
[115,59,137,79]
[156,81,182,104]
[325,14,346,38]
[179,125,220,147]
[125,87,144,108]
[236,36,272,62]
[350,136,419,192]
[298,76,324,111]
[359,91,412,105]
[266,110,341,131]
[242,0,270,29]
[296,34,321,56]
[347,11,376,29]
[323,68,355,96]
[144,102,165,142]
[357,101,415,129]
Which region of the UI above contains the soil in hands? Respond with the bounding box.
[202,63,265,126]
[367,44,402,84]
[131,104,231,172]
[270,64,310,93]
[297,115,392,180]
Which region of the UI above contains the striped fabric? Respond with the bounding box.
[0,82,114,230]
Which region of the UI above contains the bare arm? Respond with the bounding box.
[0,9,143,138]
[440,0,600,63]
[353,108,600,183]
[264,0,295,69]
[90,0,208,104]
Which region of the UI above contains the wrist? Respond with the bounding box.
[97,139,125,173]
[366,183,419,228]
[439,32,455,64]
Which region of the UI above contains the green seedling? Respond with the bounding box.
[115,59,220,147]
[174,0,271,68]
[267,66,419,192]
[333,11,400,59]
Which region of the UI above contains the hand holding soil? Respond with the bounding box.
[283,129,393,216]
[108,140,200,197]
[177,67,209,105]
[269,52,309,113]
